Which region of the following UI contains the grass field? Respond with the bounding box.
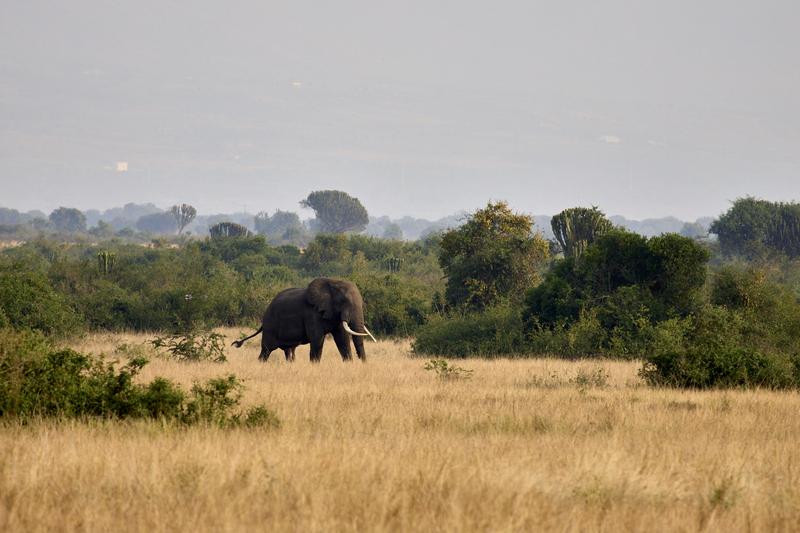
[1,329,799,532]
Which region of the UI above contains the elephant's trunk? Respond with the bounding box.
[342,321,376,342]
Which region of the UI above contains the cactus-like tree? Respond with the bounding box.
[551,207,614,260]
[209,221,250,238]
[170,204,197,235]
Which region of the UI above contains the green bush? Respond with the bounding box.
[0,329,279,426]
[352,273,430,336]
[0,267,83,336]
[412,305,527,357]
[639,306,800,389]
[641,346,798,389]
[527,309,606,357]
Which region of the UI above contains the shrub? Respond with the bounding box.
[639,305,800,389]
[412,305,527,357]
[423,359,474,381]
[0,328,278,425]
[438,202,549,310]
[151,331,227,362]
[0,267,83,336]
[352,272,430,336]
[641,346,798,389]
[527,309,606,357]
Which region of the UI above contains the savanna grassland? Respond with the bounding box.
[1,329,799,532]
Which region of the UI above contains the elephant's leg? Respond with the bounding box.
[289,346,296,362]
[309,336,325,363]
[259,337,276,362]
[258,347,274,362]
[353,334,366,361]
[282,347,295,362]
[332,330,353,361]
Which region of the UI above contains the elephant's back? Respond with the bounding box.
[264,287,306,318]
[263,287,309,343]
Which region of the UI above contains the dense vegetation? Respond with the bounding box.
[0,232,440,337]
[2,194,800,390]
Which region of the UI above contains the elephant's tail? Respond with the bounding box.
[231,327,263,348]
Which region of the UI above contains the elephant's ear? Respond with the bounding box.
[306,278,334,320]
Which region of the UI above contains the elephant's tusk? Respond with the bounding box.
[363,325,377,343]
[342,321,370,338]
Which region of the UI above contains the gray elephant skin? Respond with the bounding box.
[232,277,376,362]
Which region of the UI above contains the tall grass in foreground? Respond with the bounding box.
[1,329,799,532]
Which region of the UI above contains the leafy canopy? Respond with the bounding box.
[301,190,369,234]
[438,201,549,310]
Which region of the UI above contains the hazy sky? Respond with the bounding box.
[1,0,798,220]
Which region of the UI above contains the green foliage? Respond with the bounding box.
[0,266,83,336]
[640,301,800,389]
[423,359,474,381]
[647,233,710,314]
[209,222,250,238]
[301,190,369,234]
[97,251,116,274]
[49,207,86,233]
[641,344,798,389]
[151,331,227,362]
[351,273,429,336]
[519,230,711,359]
[254,210,308,245]
[551,206,614,259]
[301,234,350,272]
[413,305,527,357]
[438,202,549,310]
[527,309,607,357]
[710,197,800,259]
[1,231,442,335]
[0,329,279,426]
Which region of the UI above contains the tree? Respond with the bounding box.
[438,202,549,310]
[170,204,197,235]
[710,197,800,259]
[525,230,709,328]
[767,203,800,258]
[710,197,774,259]
[0,208,23,225]
[48,207,87,233]
[382,223,403,240]
[679,221,707,239]
[209,221,250,238]
[254,210,307,244]
[300,234,349,271]
[89,220,114,239]
[136,212,178,234]
[300,190,369,234]
[551,206,613,260]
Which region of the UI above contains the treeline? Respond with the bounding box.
[0,232,441,337]
[0,190,372,246]
[0,192,714,247]
[414,199,800,389]
[2,194,800,389]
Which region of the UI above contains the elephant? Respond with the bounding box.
[232,277,376,362]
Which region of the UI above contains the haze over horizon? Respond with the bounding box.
[2,1,798,220]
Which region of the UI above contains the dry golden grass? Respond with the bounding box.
[2,328,800,532]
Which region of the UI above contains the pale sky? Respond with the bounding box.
[1,0,798,220]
